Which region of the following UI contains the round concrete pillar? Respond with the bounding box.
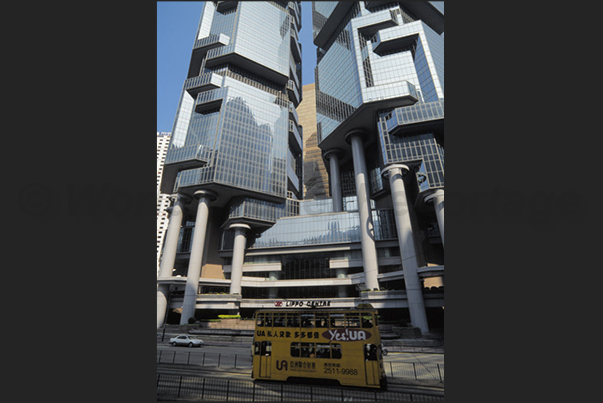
[383,165,429,333]
[345,130,379,291]
[157,193,190,329]
[180,190,217,324]
[324,149,343,212]
[229,223,251,295]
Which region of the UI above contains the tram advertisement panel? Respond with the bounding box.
[252,309,386,388]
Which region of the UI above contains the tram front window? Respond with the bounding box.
[361,313,374,328]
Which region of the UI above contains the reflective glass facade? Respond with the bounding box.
[314,2,444,143]
[161,1,303,210]
[311,1,445,284]
[218,196,396,251]
[158,3,443,327]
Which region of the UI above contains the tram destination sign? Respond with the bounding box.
[274,300,331,307]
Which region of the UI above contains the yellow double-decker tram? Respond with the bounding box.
[251,307,387,389]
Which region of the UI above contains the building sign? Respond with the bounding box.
[274,300,331,307]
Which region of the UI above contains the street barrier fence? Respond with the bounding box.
[157,350,444,382]
[157,374,444,401]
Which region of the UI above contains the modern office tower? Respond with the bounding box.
[313,2,444,332]
[157,1,303,327]
[157,1,444,334]
[299,83,329,199]
[157,132,172,275]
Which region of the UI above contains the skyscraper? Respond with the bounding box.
[157,2,444,335]
[157,1,303,327]
[313,1,444,332]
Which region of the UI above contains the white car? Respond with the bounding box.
[169,335,204,347]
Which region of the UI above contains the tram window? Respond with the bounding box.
[344,313,360,328]
[315,313,329,328]
[287,313,300,327]
[330,313,345,328]
[261,341,272,356]
[364,344,377,361]
[264,313,273,327]
[331,344,342,359]
[300,342,315,358]
[273,313,286,327]
[256,313,264,327]
[301,313,315,328]
[361,313,373,328]
[316,343,331,359]
[290,342,300,357]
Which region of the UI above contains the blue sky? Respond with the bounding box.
[157,1,317,133]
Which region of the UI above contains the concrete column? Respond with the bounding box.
[268,271,280,299]
[424,189,444,246]
[382,164,429,333]
[434,190,444,246]
[157,193,190,329]
[229,223,251,295]
[180,190,217,324]
[158,193,190,277]
[336,268,348,298]
[345,130,379,291]
[324,149,343,212]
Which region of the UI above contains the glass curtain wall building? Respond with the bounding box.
[157,1,304,327]
[157,2,444,334]
[312,1,444,333]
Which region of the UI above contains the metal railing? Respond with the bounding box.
[157,374,443,401]
[157,351,444,382]
[157,350,248,369]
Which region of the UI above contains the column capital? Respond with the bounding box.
[193,189,217,202]
[381,164,410,179]
[170,192,192,204]
[229,222,252,232]
[323,148,343,160]
[344,129,369,144]
[424,188,444,204]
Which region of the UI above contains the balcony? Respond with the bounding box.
[289,54,300,89]
[290,29,302,63]
[187,34,230,78]
[286,79,301,107]
[288,1,301,29]
[288,103,299,126]
[287,149,300,194]
[372,31,418,55]
[288,119,302,153]
[362,80,418,105]
[205,44,289,86]
[386,99,444,136]
[215,1,237,12]
[354,8,399,36]
[194,87,228,113]
[183,73,222,98]
[364,2,444,35]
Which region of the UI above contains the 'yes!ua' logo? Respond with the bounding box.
[274,301,283,307]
